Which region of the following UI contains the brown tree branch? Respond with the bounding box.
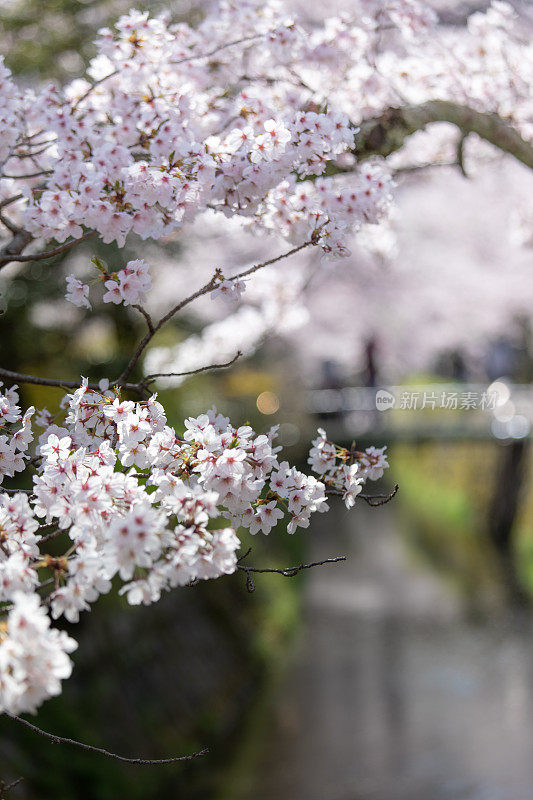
[237,555,347,593]
[393,160,457,176]
[0,778,23,798]
[115,271,222,384]
[348,101,533,169]
[1,170,53,180]
[325,484,399,506]
[0,196,23,210]
[0,211,23,236]
[0,229,33,268]
[142,351,242,384]
[0,241,312,394]
[0,231,96,271]
[0,367,141,395]
[131,304,155,334]
[71,69,119,111]
[116,239,314,384]
[169,34,265,65]
[228,239,313,282]
[359,483,399,506]
[0,353,243,396]
[6,714,207,765]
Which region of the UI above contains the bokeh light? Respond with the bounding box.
[256,391,280,414]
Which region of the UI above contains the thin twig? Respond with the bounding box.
[2,170,53,180]
[39,529,65,544]
[0,212,21,236]
[393,160,457,176]
[456,132,468,177]
[132,304,154,334]
[1,242,310,393]
[115,271,222,384]
[116,240,312,384]
[143,351,242,384]
[6,714,208,765]
[359,484,399,506]
[0,195,23,210]
[170,34,265,65]
[71,69,119,111]
[237,556,346,593]
[0,777,23,798]
[326,484,399,506]
[229,239,313,282]
[12,145,54,160]
[0,367,143,395]
[236,546,252,564]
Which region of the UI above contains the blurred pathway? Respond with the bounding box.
[255,502,533,800]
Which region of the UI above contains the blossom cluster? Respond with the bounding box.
[308,429,388,509]
[0,0,529,275]
[0,593,77,715]
[4,0,487,265]
[211,278,247,306]
[260,168,393,257]
[66,258,151,309]
[0,3,393,261]
[0,384,34,485]
[0,380,389,715]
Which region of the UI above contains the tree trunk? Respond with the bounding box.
[488,439,530,606]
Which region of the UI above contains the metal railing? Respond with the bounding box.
[307,382,533,442]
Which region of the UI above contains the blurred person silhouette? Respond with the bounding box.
[364,337,379,388]
[485,336,518,382]
[317,359,344,422]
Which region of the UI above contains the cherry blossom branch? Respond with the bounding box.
[236,555,347,593]
[0,231,96,271]
[115,272,222,384]
[0,353,242,396]
[0,778,23,798]
[0,240,311,392]
[326,484,399,506]
[393,160,457,176]
[142,351,242,385]
[169,34,266,65]
[0,211,22,236]
[1,169,53,180]
[393,132,468,177]
[131,304,154,334]
[229,239,313,281]
[6,714,208,765]
[0,368,99,391]
[0,229,33,269]
[72,69,119,111]
[39,528,65,544]
[116,240,314,384]
[0,367,141,395]
[349,101,533,169]
[359,483,399,506]
[0,196,23,210]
